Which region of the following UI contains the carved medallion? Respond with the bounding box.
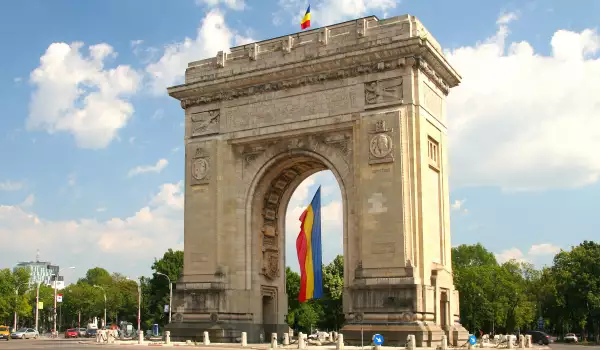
[369,134,393,158]
[369,119,395,165]
[192,158,209,181]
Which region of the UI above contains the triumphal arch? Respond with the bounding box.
[166,14,468,346]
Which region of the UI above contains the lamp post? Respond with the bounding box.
[35,282,41,332]
[13,282,27,332]
[156,273,172,323]
[53,266,75,335]
[127,277,142,333]
[93,285,107,328]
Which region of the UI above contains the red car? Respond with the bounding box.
[64,328,78,338]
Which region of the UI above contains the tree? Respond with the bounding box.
[141,249,184,328]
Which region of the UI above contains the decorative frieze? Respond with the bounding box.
[364,77,403,106]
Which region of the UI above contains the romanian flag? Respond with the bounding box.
[300,5,311,30]
[296,186,323,302]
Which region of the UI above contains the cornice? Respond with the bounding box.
[170,38,460,109]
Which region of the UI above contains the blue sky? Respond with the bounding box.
[1,0,599,281]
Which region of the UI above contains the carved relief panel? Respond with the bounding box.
[364,77,403,107]
[191,109,220,137]
[368,118,395,165]
[189,144,211,185]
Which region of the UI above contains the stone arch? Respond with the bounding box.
[239,130,355,291]
[241,138,354,338]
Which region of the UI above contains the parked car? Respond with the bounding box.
[564,333,578,343]
[10,328,38,339]
[0,325,10,340]
[524,330,552,345]
[85,329,97,338]
[64,328,79,338]
[77,328,86,337]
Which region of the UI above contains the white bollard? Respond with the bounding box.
[241,332,248,347]
[441,335,448,350]
[138,331,144,345]
[525,335,532,348]
[283,333,290,345]
[519,335,525,349]
[407,334,416,350]
[271,333,278,348]
[298,332,306,349]
[204,331,210,345]
[336,334,344,350]
[165,331,171,345]
[508,335,515,349]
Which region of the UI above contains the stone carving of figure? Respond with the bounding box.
[370,134,392,158]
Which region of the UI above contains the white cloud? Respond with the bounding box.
[0,181,24,191]
[496,12,518,25]
[528,243,561,256]
[127,158,168,177]
[96,207,107,212]
[195,0,246,10]
[451,199,469,214]
[145,9,253,94]
[27,42,140,149]
[496,243,561,265]
[275,0,396,27]
[495,247,525,264]
[446,15,600,191]
[20,194,35,208]
[0,182,183,279]
[13,77,22,83]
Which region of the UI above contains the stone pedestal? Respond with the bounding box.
[340,323,443,347]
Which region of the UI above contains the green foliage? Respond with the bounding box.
[0,267,31,326]
[141,249,184,329]
[286,255,344,332]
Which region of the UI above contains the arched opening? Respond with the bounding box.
[247,149,348,340]
[284,170,343,334]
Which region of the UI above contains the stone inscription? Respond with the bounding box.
[224,85,361,132]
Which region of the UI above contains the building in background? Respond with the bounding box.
[15,260,64,290]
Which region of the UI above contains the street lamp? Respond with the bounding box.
[53,266,75,335]
[155,273,172,323]
[127,277,142,334]
[35,281,41,332]
[93,285,107,329]
[13,281,28,332]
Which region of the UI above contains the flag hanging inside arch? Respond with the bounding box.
[296,186,323,302]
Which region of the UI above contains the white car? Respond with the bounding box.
[564,333,578,343]
[10,328,38,339]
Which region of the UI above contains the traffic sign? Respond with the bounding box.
[373,334,384,346]
[537,317,544,329]
[468,335,476,345]
[56,294,63,303]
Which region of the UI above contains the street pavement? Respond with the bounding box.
[1,338,599,350]
[550,344,600,350]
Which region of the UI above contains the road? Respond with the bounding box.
[551,344,600,350]
[2,339,600,350]
[0,338,132,349]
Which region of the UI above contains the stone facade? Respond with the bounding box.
[166,14,468,345]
